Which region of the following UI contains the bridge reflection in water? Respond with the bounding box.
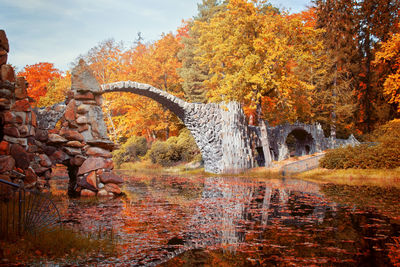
[58,175,399,266]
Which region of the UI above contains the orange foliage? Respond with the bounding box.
[18,62,62,104]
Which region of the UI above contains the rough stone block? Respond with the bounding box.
[78,156,112,175]
[0,140,10,155]
[86,147,112,158]
[99,172,123,184]
[10,144,30,170]
[0,30,9,52]
[12,99,31,112]
[71,59,101,93]
[0,155,15,172]
[3,135,28,146]
[1,64,15,82]
[104,183,121,195]
[15,77,28,99]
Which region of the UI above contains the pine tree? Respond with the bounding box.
[178,0,227,103]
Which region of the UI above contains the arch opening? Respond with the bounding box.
[285,129,315,158]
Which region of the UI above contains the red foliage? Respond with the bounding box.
[18,62,62,104]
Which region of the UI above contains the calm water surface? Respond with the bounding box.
[57,174,400,266]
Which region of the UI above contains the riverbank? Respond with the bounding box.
[294,168,400,188]
[116,158,400,188]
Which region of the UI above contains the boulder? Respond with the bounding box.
[0,64,15,82]
[3,126,20,137]
[97,189,108,197]
[35,129,48,142]
[86,139,115,150]
[0,155,15,172]
[24,167,38,185]
[3,135,28,146]
[48,133,68,144]
[71,59,101,93]
[0,49,7,66]
[63,147,81,156]
[59,128,84,142]
[15,77,28,99]
[0,97,10,109]
[66,140,84,148]
[81,189,96,197]
[86,171,97,189]
[11,99,30,112]
[76,115,88,124]
[49,150,69,164]
[0,140,10,155]
[99,172,123,184]
[64,99,76,121]
[104,183,121,195]
[39,154,52,167]
[77,175,97,192]
[86,147,112,158]
[10,144,30,170]
[75,92,95,100]
[78,156,112,175]
[0,30,9,52]
[70,155,86,166]
[77,104,90,114]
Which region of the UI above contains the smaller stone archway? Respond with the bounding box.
[284,128,315,158]
[266,122,327,162]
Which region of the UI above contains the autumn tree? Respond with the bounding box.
[374,24,400,113]
[178,0,227,103]
[18,62,62,104]
[313,0,400,134]
[193,0,325,124]
[37,72,71,107]
[79,32,186,141]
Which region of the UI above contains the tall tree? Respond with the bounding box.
[313,0,400,134]
[194,0,325,124]
[18,62,62,104]
[178,0,227,103]
[374,23,400,113]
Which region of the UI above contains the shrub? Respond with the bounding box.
[320,119,400,169]
[112,136,148,167]
[148,140,181,166]
[147,129,201,166]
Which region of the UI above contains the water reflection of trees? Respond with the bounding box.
[186,177,332,249]
[183,177,398,266]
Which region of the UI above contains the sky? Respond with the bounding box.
[1,0,311,72]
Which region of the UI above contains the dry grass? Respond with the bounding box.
[295,167,400,188]
[0,226,116,265]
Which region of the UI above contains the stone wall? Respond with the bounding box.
[0,30,122,197]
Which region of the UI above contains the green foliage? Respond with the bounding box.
[147,129,201,166]
[112,136,148,167]
[320,119,400,169]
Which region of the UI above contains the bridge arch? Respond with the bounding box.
[268,122,325,161]
[100,81,255,174]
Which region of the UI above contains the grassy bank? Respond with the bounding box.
[295,167,400,188]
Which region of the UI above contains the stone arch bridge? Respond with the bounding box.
[0,55,358,197]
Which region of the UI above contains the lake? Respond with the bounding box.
[56,173,400,266]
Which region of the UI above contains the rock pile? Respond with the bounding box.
[0,30,123,196]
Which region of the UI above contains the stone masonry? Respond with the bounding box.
[102,83,256,173]
[0,30,122,197]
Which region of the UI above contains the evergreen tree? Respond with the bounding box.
[178,0,227,103]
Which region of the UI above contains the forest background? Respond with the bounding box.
[16,0,400,166]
